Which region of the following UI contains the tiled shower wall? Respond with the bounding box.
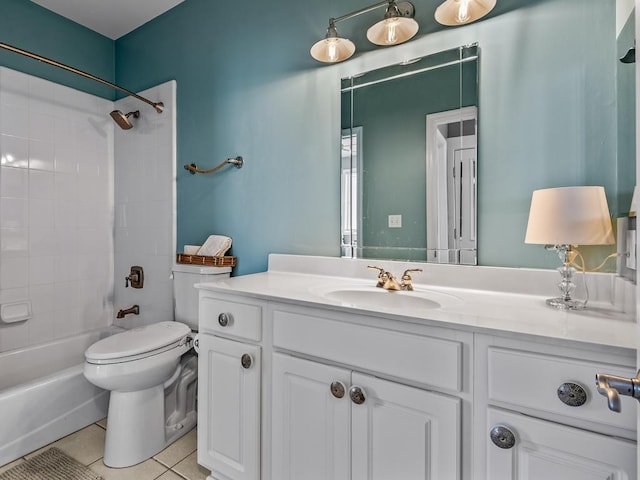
[113,81,176,329]
[0,66,114,352]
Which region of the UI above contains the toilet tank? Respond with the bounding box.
[172,264,231,330]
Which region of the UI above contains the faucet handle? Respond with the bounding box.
[368,266,387,288]
[401,269,423,291]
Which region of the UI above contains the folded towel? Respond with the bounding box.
[196,235,232,257]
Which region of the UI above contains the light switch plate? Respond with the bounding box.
[388,214,402,228]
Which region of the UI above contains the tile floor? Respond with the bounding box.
[0,419,210,480]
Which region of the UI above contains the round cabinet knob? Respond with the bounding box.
[557,382,588,407]
[349,386,366,405]
[490,425,516,449]
[330,381,346,399]
[240,353,253,369]
[218,313,231,327]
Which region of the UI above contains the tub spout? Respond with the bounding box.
[116,305,139,319]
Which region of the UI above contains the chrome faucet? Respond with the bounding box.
[116,305,140,319]
[368,266,423,291]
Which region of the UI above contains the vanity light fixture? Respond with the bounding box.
[524,186,615,310]
[310,0,418,63]
[434,0,496,26]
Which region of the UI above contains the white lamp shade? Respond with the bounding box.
[366,16,419,46]
[525,186,615,245]
[434,0,496,26]
[310,37,356,63]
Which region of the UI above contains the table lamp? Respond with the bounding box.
[525,186,615,310]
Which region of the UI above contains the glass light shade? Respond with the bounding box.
[434,0,496,26]
[367,16,418,46]
[525,186,615,246]
[310,36,356,63]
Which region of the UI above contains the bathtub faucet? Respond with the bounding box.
[116,305,139,319]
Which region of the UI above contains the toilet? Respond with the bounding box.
[84,264,230,468]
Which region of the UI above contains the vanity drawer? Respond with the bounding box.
[487,347,636,431]
[272,309,463,392]
[199,294,262,342]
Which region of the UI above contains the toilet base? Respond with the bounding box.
[104,385,166,468]
[103,353,198,468]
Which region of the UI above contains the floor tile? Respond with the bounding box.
[25,424,106,466]
[154,428,197,468]
[172,452,210,480]
[0,458,24,474]
[55,423,106,465]
[96,417,108,429]
[156,470,185,480]
[89,458,168,480]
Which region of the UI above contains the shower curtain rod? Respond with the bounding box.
[0,41,164,113]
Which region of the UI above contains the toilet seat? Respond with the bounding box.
[85,321,192,365]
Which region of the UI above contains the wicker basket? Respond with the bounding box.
[176,253,237,267]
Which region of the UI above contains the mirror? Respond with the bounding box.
[340,0,636,269]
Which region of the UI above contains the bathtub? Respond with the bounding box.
[0,327,120,466]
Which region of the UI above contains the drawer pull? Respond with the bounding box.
[557,382,587,407]
[218,313,231,327]
[349,385,366,405]
[330,381,346,399]
[490,425,516,449]
[241,353,253,369]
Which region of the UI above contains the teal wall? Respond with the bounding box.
[0,0,114,99]
[1,0,625,275]
[114,0,623,274]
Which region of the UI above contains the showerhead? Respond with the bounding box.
[110,110,140,130]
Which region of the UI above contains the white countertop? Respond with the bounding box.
[196,255,638,351]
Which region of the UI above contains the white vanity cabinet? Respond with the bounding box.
[475,334,637,479]
[197,293,265,480]
[270,304,470,480]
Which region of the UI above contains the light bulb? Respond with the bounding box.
[456,0,470,23]
[384,18,399,44]
[327,39,339,62]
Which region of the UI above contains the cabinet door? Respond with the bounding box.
[486,408,636,480]
[197,334,260,480]
[351,372,461,480]
[271,353,351,480]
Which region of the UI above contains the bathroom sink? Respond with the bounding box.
[318,286,458,311]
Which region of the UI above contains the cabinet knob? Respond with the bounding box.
[241,353,253,369]
[349,385,366,405]
[330,381,346,399]
[557,382,587,407]
[218,312,231,327]
[490,425,516,449]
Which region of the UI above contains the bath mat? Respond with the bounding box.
[0,447,103,480]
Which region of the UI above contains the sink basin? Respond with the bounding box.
[318,286,457,311]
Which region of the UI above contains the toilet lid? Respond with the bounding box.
[85,321,191,362]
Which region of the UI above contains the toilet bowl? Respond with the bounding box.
[83,264,230,468]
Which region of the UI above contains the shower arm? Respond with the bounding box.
[184,157,244,175]
[0,42,164,113]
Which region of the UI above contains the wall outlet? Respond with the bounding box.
[388,214,402,228]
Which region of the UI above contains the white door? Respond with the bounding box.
[197,334,261,480]
[271,353,351,480]
[447,137,477,265]
[486,408,636,479]
[351,372,461,480]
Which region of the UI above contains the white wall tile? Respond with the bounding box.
[1,134,29,168]
[1,256,28,289]
[0,197,28,228]
[0,166,28,198]
[29,170,55,199]
[29,139,55,171]
[1,227,28,257]
[0,104,28,138]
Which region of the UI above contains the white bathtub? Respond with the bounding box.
[0,327,120,466]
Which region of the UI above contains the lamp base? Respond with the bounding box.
[546,297,586,310]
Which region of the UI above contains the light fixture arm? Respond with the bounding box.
[331,0,392,25]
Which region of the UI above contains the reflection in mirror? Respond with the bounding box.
[341,45,478,264]
[340,0,636,270]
